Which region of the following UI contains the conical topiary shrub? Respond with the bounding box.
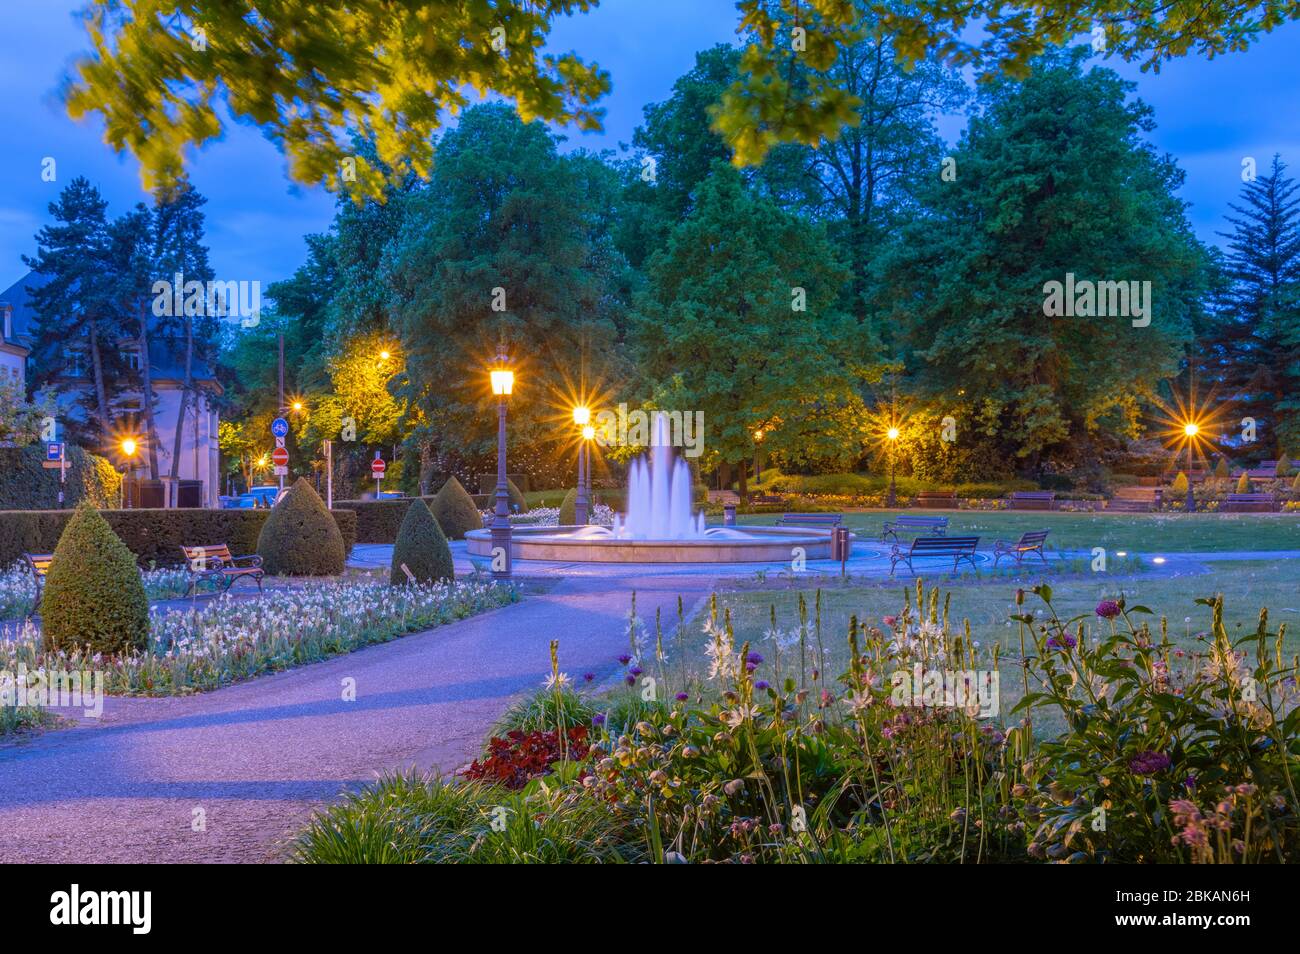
[1214,457,1231,479]
[41,502,149,656]
[1236,472,1252,493]
[257,477,346,575]
[507,477,528,513]
[1170,471,1188,497]
[433,476,485,540]
[559,487,578,525]
[1275,453,1292,478]
[391,498,454,585]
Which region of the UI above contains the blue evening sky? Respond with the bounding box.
[1,1,1297,292]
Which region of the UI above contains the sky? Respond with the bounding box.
[1,1,1298,294]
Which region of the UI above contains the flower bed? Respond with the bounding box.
[293,582,1300,864]
[0,564,192,620]
[1,578,519,700]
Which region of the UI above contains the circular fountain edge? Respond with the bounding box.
[465,525,847,564]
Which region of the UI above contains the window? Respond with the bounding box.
[61,348,86,378]
[120,347,141,371]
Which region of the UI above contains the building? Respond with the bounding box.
[0,271,223,507]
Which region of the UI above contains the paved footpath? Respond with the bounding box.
[0,562,716,863]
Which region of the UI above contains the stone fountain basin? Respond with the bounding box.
[465,525,848,564]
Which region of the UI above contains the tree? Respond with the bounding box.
[153,179,216,495]
[631,165,863,490]
[67,1,1287,193]
[23,177,126,443]
[384,105,628,470]
[1205,155,1300,453]
[0,380,56,446]
[876,49,1206,471]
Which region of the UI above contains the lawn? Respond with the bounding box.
[739,509,1300,553]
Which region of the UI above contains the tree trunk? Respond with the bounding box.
[168,311,195,505]
[137,302,160,479]
[737,460,749,501]
[87,318,111,444]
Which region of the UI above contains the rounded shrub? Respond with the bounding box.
[1275,454,1292,478]
[257,477,346,575]
[559,487,578,525]
[390,498,454,585]
[507,477,528,513]
[1236,472,1252,493]
[433,476,485,540]
[1170,471,1188,496]
[41,502,149,656]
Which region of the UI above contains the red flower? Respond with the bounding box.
[462,726,591,789]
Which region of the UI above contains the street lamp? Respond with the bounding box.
[1182,421,1199,511]
[582,423,595,521]
[886,426,900,508]
[573,405,591,524]
[120,437,139,508]
[753,429,765,485]
[489,348,515,580]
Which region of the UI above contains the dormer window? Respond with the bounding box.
[120,346,141,371]
[61,347,86,378]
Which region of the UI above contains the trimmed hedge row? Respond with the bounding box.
[0,506,356,569]
[335,477,487,543]
[0,445,122,510]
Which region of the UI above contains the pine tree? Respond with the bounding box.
[1209,155,1300,452]
[22,177,127,443]
[108,204,164,478]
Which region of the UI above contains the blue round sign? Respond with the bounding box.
[271,417,289,438]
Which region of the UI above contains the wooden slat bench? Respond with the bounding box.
[776,513,842,528]
[1222,493,1277,513]
[1010,491,1056,510]
[180,544,265,596]
[880,514,948,542]
[890,536,980,577]
[750,494,785,506]
[1107,487,1163,512]
[914,491,958,509]
[993,530,1050,567]
[22,552,54,609]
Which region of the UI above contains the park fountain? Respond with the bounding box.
[466,412,846,563]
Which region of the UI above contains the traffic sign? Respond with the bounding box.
[273,465,288,477]
[271,446,289,467]
[371,456,386,476]
[271,417,289,438]
[46,441,64,461]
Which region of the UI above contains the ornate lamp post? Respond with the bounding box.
[120,437,139,509]
[1182,421,1199,512]
[573,405,590,525]
[753,428,764,485]
[886,427,900,508]
[582,423,595,518]
[489,348,515,580]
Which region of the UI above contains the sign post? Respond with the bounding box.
[371,452,386,498]
[323,439,333,510]
[271,417,289,489]
[44,441,66,507]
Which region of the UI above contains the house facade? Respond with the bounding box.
[0,271,223,507]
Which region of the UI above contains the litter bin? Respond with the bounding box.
[831,526,851,562]
[723,503,736,527]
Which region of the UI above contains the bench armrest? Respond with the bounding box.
[229,554,264,568]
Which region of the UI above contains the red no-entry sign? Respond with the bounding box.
[271,446,289,467]
[371,456,386,476]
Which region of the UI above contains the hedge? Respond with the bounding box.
[433,476,487,540]
[0,445,122,510]
[0,506,356,569]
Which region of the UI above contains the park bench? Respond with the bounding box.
[776,512,842,529]
[1222,493,1277,513]
[880,514,948,542]
[914,490,958,509]
[992,530,1050,567]
[1010,491,1056,510]
[180,544,265,596]
[750,494,785,506]
[1107,487,1162,512]
[22,552,54,609]
[890,536,980,577]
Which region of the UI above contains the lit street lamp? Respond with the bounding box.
[753,428,764,485]
[573,405,590,524]
[489,347,515,580]
[120,437,139,508]
[886,426,900,508]
[1183,421,1199,512]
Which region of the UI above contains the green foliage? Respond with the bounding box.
[1275,453,1292,478]
[558,488,578,525]
[1214,457,1232,479]
[433,477,485,540]
[390,499,453,585]
[41,503,149,656]
[0,445,121,510]
[507,478,528,513]
[492,684,597,738]
[1171,471,1189,495]
[757,469,1034,499]
[0,381,57,447]
[1236,471,1252,493]
[257,478,346,575]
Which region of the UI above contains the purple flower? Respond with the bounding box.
[754,680,770,691]
[624,674,636,686]
[617,654,631,665]
[1096,600,1121,620]
[746,652,764,666]
[629,665,643,677]
[592,713,606,726]
[1046,632,1077,650]
[675,692,689,702]
[583,672,595,682]
[1129,750,1171,776]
